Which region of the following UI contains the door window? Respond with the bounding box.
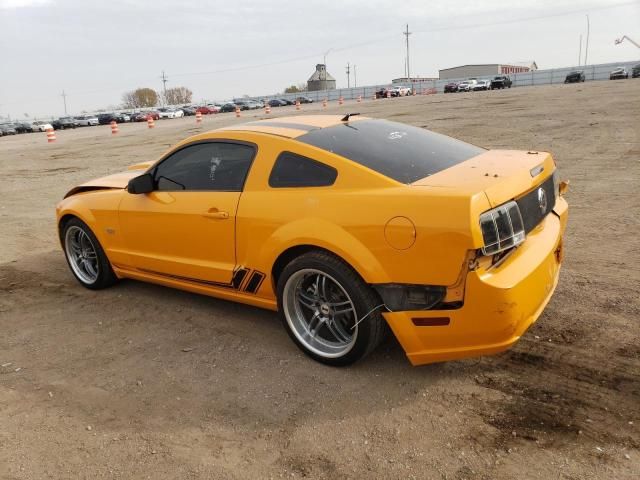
[154,142,256,191]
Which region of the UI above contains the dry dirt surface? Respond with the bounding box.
[1,80,639,479]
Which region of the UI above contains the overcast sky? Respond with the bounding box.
[1,0,638,118]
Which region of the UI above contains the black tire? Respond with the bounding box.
[60,217,118,290]
[277,251,387,367]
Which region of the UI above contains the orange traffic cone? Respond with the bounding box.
[357,95,361,103]
[195,111,202,124]
[110,120,119,135]
[235,106,241,118]
[338,96,344,105]
[147,116,155,128]
[373,92,377,100]
[386,90,391,98]
[46,127,56,143]
[265,101,271,114]
[412,88,416,96]
[295,100,301,111]
[322,98,327,108]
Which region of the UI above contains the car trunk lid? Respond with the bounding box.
[411,150,556,208]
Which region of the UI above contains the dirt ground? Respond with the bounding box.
[1,80,639,479]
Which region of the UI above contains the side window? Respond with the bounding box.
[269,151,337,188]
[154,142,255,191]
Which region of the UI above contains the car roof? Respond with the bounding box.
[215,115,368,139]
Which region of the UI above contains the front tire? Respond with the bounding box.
[277,251,387,366]
[61,218,118,290]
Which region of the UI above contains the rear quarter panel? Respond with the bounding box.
[236,136,489,299]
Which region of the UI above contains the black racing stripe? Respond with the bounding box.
[244,271,265,294]
[243,121,320,132]
[232,268,249,289]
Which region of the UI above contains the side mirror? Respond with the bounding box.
[127,173,154,194]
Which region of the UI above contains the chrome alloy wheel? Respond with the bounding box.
[64,226,99,284]
[282,269,358,358]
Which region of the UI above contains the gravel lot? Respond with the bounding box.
[1,80,639,479]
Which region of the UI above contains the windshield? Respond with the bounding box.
[296,119,485,184]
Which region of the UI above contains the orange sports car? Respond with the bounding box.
[56,115,568,366]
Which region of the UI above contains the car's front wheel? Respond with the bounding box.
[277,251,387,366]
[61,218,118,290]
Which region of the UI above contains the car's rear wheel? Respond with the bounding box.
[62,218,117,290]
[277,251,387,366]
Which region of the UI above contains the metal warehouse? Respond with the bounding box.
[439,62,538,80]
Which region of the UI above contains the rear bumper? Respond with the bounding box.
[384,197,568,365]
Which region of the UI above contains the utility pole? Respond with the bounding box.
[323,49,332,93]
[160,70,168,105]
[61,90,68,115]
[353,65,357,87]
[403,24,411,80]
[584,15,590,65]
[578,34,582,66]
[346,62,351,88]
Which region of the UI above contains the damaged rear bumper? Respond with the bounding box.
[384,197,568,365]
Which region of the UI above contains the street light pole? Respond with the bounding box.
[61,90,67,115]
[584,15,590,65]
[578,34,582,66]
[353,65,357,87]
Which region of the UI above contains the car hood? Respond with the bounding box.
[63,162,153,198]
[411,150,556,208]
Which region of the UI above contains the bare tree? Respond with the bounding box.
[164,87,193,105]
[122,88,158,108]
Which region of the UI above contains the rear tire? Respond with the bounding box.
[277,251,387,366]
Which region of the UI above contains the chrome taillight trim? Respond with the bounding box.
[479,201,526,255]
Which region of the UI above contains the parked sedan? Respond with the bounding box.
[157,108,184,119]
[218,103,238,113]
[279,98,294,106]
[472,80,490,91]
[75,115,99,126]
[632,64,640,78]
[32,121,53,132]
[457,80,478,92]
[52,117,77,130]
[0,123,17,135]
[181,106,196,116]
[14,122,34,133]
[294,96,314,104]
[444,82,459,93]
[375,88,396,98]
[564,70,585,83]
[233,101,251,111]
[267,99,285,107]
[609,67,629,80]
[56,115,568,367]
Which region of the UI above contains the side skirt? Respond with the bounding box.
[113,266,278,312]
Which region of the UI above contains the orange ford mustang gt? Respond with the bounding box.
[56,115,569,366]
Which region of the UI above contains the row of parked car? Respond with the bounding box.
[0,120,61,136]
[444,75,512,93]
[564,65,640,83]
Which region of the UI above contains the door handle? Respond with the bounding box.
[202,209,229,220]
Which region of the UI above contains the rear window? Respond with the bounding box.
[295,119,484,184]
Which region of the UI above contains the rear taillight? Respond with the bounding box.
[479,201,525,255]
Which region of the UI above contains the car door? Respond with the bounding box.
[118,141,257,285]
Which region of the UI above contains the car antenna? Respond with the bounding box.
[341,113,360,122]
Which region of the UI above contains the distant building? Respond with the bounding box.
[439,62,538,80]
[392,77,438,85]
[307,64,336,91]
